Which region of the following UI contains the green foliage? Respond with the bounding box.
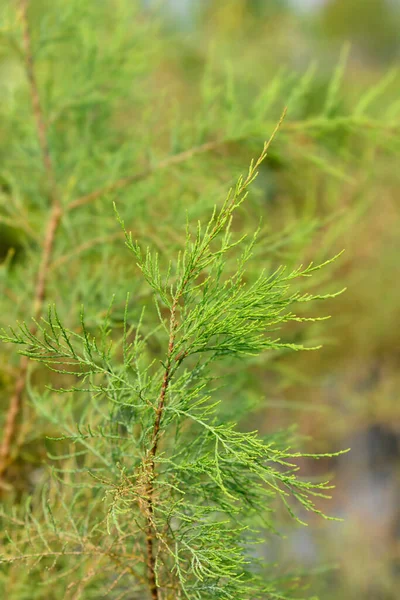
[1,135,346,599]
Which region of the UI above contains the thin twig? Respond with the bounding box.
[67,139,229,212]
[49,227,171,272]
[0,0,63,481]
[50,232,124,271]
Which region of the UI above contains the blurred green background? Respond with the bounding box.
[147,1,400,598]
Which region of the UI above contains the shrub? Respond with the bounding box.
[0,1,397,598]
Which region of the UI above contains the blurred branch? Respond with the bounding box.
[0,0,63,483]
[67,112,399,214]
[50,232,124,271]
[67,139,231,211]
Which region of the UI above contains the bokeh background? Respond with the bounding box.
[144,1,400,599]
[1,1,399,598]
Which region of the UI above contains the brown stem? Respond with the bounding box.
[0,0,62,482]
[150,297,178,461]
[143,296,178,600]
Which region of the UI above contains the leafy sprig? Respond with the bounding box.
[0,132,346,599]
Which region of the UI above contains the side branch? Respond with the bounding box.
[67,139,229,212]
[0,1,62,482]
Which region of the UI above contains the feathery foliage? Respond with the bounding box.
[1,130,345,598]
